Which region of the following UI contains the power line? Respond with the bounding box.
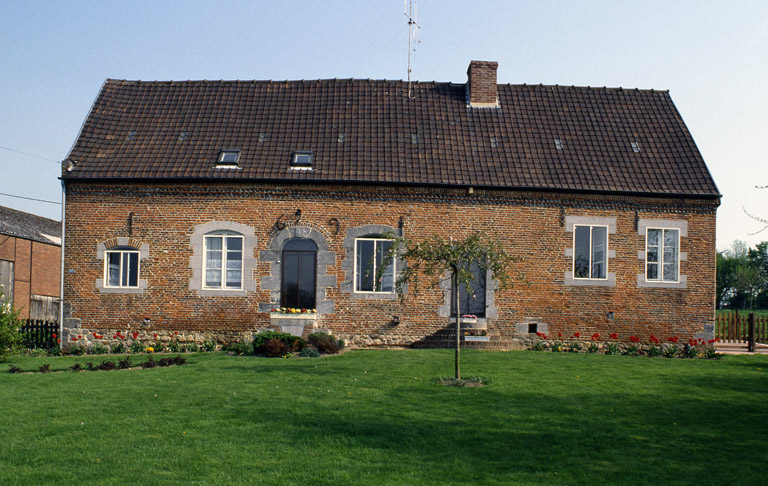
[0,192,61,205]
[0,145,60,164]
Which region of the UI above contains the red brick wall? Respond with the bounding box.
[467,60,498,106]
[62,182,718,346]
[0,234,60,318]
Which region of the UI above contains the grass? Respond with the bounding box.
[1,350,767,485]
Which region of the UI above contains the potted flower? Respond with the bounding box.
[463,329,489,342]
[460,314,478,324]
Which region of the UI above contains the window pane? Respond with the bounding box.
[376,241,394,292]
[282,252,299,307]
[663,263,677,282]
[356,240,375,292]
[127,253,138,287]
[226,237,242,251]
[647,262,659,280]
[206,269,222,288]
[591,227,606,279]
[298,252,315,308]
[646,246,659,264]
[647,229,660,247]
[107,253,120,287]
[574,226,590,278]
[226,269,241,288]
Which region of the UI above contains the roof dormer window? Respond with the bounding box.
[290,151,313,170]
[216,150,240,169]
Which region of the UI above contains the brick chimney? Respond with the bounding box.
[466,60,499,108]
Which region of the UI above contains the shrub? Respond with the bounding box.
[203,340,217,352]
[605,343,621,355]
[0,291,23,362]
[92,343,108,355]
[252,331,306,355]
[141,357,157,369]
[70,363,83,372]
[586,342,600,354]
[130,341,145,353]
[168,341,180,353]
[8,364,21,373]
[664,345,679,358]
[263,338,290,358]
[299,347,321,358]
[68,345,85,356]
[646,345,663,357]
[111,342,126,354]
[223,341,252,355]
[308,333,343,355]
[97,360,116,371]
[153,342,166,353]
[117,358,133,369]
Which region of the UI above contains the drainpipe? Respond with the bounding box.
[59,179,65,351]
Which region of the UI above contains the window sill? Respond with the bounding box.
[270,312,317,320]
[563,272,616,287]
[350,291,399,300]
[636,274,687,289]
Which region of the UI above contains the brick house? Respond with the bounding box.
[0,206,61,321]
[60,60,720,348]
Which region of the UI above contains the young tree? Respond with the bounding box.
[381,232,517,379]
[0,289,23,361]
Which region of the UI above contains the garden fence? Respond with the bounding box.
[20,319,58,350]
[715,312,767,352]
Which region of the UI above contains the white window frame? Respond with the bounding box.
[354,237,396,294]
[645,228,680,283]
[203,233,244,290]
[103,249,140,288]
[572,224,609,280]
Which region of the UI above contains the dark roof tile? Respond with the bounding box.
[64,79,719,197]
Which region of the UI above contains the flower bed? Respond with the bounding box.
[531,332,720,359]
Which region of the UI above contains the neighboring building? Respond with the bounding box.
[60,60,720,348]
[0,205,61,321]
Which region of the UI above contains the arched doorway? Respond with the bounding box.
[281,238,317,309]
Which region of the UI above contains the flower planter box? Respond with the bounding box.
[269,312,317,320]
[269,313,318,337]
[460,317,478,324]
[464,335,490,342]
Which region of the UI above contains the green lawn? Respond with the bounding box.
[1,350,767,485]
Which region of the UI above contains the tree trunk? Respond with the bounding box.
[453,268,461,380]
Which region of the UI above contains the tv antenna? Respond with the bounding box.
[404,0,421,98]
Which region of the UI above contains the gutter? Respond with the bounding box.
[58,179,65,351]
[59,175,724,201]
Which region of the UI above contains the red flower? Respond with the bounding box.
[629,335,640,343]
[573,332,581,339]
[668,336,679,344]
[72,337,78,342]
[541,334,548,340]
[536,332,543,337]
[56,338,61,343]
[649,335,660,345]
[154,333,158,338]
[174,331,179,335]
[609,333,618,339]
[591,333,600,341]
[708,338,718,344]
[52,333,57,339]
[78,335,82,339]
[558,333,563,339]
[688,338,697,346]
[132,331,139,339]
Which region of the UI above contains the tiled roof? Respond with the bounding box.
[63,78,719,198]
[0,206,61,245]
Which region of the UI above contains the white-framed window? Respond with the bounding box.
[645,228,679,283]
[573,225,608,279]
[203,233,243,290]
[104,249,140,288]
[354,237,395,293]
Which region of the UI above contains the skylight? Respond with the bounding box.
[217,150,240,168]
[631,141,641,153]
[290,151,313,170]
[554,138,563,150]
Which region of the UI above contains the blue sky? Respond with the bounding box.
[1,0,766,249]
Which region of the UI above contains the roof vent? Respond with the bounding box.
[338,132,345,143]
[631,141,641,153]
[258,133,266,143]
[490,137,498,148]
[178,130,188,142]
[290,151,313,170]
[554,138,563,150]
[126,130,136,141]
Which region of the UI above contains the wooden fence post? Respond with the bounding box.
[748,313,755,353]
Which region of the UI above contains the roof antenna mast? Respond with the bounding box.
[404,0,420,99]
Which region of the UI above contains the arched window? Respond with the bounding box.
[281,238,317,309]
[104,246,140,288]
[451,262,486,317]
